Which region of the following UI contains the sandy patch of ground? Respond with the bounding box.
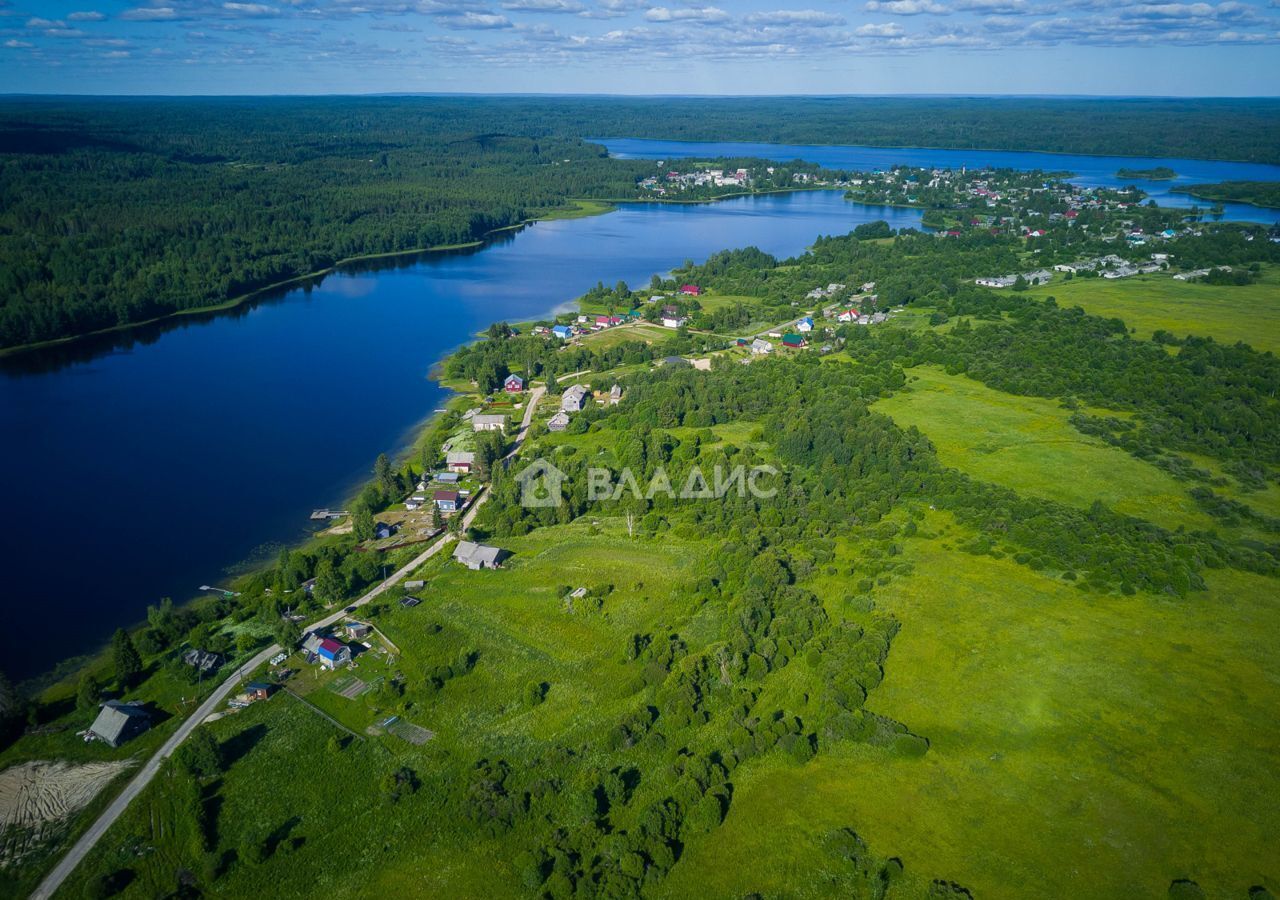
[0,760,131,832]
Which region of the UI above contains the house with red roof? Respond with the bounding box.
[679,284,702,296]
[311,640,348,670]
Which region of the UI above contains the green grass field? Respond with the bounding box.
[578,322,673,349]
[875,365,1280,539]
[1025,267,1280,352]
[671,517,1280,899]
[57,521,719,899]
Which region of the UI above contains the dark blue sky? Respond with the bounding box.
[2,0,1279,94]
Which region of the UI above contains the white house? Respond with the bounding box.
[561,384,589,412]
[472,414,506,433]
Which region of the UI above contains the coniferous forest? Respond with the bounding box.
[3,95,1280,350]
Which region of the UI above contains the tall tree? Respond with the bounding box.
[353,504,375,541]
[314,559,345,607]
[112,628,143,689]
[76,672,101,715]
[374,453,395,498]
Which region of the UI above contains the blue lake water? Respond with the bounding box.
[600,138,1280,224]
[0,190,924,681]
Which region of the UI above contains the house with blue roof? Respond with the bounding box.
[796,316,815,333]
[551,325,573,340]
[316,637,351,669]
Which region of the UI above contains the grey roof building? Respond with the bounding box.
[561,385,588,412]
[453,540,506,570]
[89,700,151,748]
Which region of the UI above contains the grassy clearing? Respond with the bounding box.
[533,199,616,221]
[1024,267,1280,352]
[577,322,672,350]
[875,366,1222,533]
[57,520,715,899]
[670,514,1280,900]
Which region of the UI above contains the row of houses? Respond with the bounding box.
[975,269,1053,289]
[547,382,620,432]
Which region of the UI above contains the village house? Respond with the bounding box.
[551,325,573,341]
[750,338,773,355]
[472,414,507,433]
[782,333,807,349]
[316,638,351,669]
[244,682,273,702]
[547,411,571,432]
[374,521,396,540]
[837,308,859,323]
[503,373,524,393]
[453,540,507,570]
[345,621,371,640]
[433,471,460,484]
[303,633,352,669]
[796,316,814,333]
[561,384,588,412]
[88,700,151,748]
[679,284,702,296]
[433,489,459,513]
[446,451,475,474]
[609,384,623,405]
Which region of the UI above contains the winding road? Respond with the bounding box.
[30,387,543,900]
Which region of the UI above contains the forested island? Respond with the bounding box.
[1117,166,1178,180]
[3,200,1278,898]
[1172,180,1280,209]
[3,95,1280,351]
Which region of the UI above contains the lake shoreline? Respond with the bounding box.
[0,188,832,360]
[3,188,926,684]
[598,134,1278,167]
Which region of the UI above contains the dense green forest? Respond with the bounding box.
[1172,180,1280,208]
[3,95,1280,350]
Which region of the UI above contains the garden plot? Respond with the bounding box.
[379,716,435,745]
[330,675,372,700]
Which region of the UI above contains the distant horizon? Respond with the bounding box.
[3,92,1280,100]
[3,0,1279,96]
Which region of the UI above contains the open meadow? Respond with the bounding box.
[1025,267,1280,352]
[670,516,1280,899]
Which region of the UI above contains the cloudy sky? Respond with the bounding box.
[2,0,1278,94]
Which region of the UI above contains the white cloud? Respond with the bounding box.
[863,0,949,13]
[119,6,178,20]
[955,0,1030,11]
[644,5,728,22]
[578,0,647,16]
[223,2,277,13]
[745,9,845,26]
[68,10,106,20]
[502,0,585,11]
[855,20,904,34]
[436,10,513,27]
[26,16,64,26]
[4,37,33,46]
